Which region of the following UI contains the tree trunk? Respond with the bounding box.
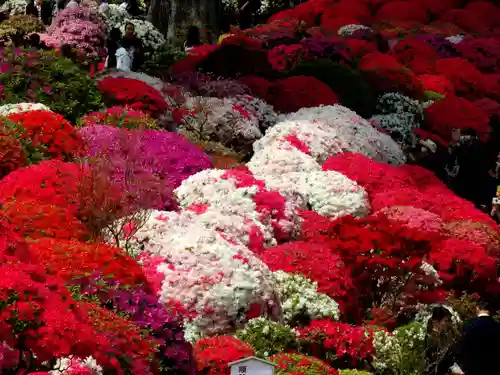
[148,0,220,45]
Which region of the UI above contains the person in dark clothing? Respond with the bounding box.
[106,28,122,69]
[184,26,202,52]
[26,0,52,25]
[28,33,48,50]
[459,300,500,375]
[120,22,143,71]
[454,128,490,207]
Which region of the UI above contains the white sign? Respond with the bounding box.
[229,357,276,375]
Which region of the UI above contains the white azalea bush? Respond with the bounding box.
[338,24,372,36]
[272,270,340,324]
[0,0,27,15]
[0,102,51,115]
[285,105,406,164]
[50,356,103,375]
[99,3,129,29]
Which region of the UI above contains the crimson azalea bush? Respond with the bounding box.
[3,110,83,162]
[297,320,374,367]
[98,77,169,119]
[455,38,500,74]
[270,353,339,375]
[193,336,255,375]
[435,58,487,100]
[0,129,27,178]
[0,199,88,240]
[270,76,339,113]
[79,106,158,130]
[390,39,438,74]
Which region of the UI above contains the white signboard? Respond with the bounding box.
[229,357,276,375]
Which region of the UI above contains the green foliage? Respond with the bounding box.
[424,91,445,101]
[0,15,44,42]
[0,47,102,123]
[287,59,376,117]
[141,43,186,80]
[236,317,298,358]
[339,370,373,375]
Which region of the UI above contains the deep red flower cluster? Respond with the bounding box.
[97,77,169,119]
[4,110,83,161]
[0,199,88,240]
[269,353,339,375]
[297,320,374,366]
[193,336,254,375]
[29,238,149,288]
[268,44,308,71]
[80,105,156,129]
[270,76,339,113]
[435,58,487,100]
[390,39,438,74]
[424,96,490,142]
[417,74,454,96]
[376,1,429,24]
[455,38,500,74]
[0,129,27,178]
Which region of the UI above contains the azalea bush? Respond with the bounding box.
[79,106,158,129]
[0,14,44,43]
[0,48,102,122]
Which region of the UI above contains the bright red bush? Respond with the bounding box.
[440,9,486,33]
[259,241,354,308]
[418,74,454,96]
[193,336,254,375]
[345,39,379,60]
[270,353,338,375]
[0,130,27,178]
[390,39,438,74]
[359,52,423,97]
[435,58,487,100]
[270,76,339,113]
[473,98,500,123]
[238,76,272,102]
[455,38,500,74]
[0,199,87,240]
[29,239,149,288]
[322,0,372,24]
[418,0,459,18]
[297,320,374,366]
[424,96,490,142]
[376,1,429,24]
[5,110,83,161]
[98,77,169,119]
[268,44,308,71]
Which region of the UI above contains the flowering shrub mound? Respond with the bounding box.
[455,38,500,74]
[270,76,339,113]
[0,14,44,42]
[435,58,487,99]
[79,106,157,129]
[43,7,107,60]
[424,96,490,142]
[0,199,88,240]
[376,1,429,24]
[98,77,169,119]
[418,74,454,96]
[287,59,376,118]
[0,129,26,178]
[270,353,339,375]
[193,336,255,375]
[0,48,102,122]
[390,39,438,74]
[29,238,149,288]
[4,110,83,162]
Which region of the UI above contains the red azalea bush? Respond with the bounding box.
[268,44,309,71]
[443,220,500,256]
[435,58,487,99]
[418,0,459,18]
[4,110,83,161]
[297,320,374,366]
[440,9,486,33]
[270,353,338,375]
[424,96,490,142]
[345,39,378,60]
[359,53,423,97]
[0,130,27,178]
[0,199,88,240]
[0,160,83,214]
[390,39,438,74]
[270,76,339,113]
[79,105,157,129]
[238,76,272,102]
[376,1,429,24]
[322,0,372,24]
[473,97,500,123]
[85,302,158,373]
[193,336,255,375]
[418,74,454,96]
[97,77,169,119]
[259,241,354,309]
[455,38,500,74]
[29,239,149,288]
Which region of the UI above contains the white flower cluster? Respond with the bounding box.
[338,24,372,36]
[50,356,103,375]
[133,209,277,335]
[120,18,165,50]
[285,105,406,165]
[371,93,424,145]
[234,94,279,131]
[0,0,27,15]
[273,270,340,323]
[99,3,129,30]
[0,102,52,115]
[414,304,462,327]
[221,0,283,13]
[372,322,426,373]
[446,34,466,44]
[183,96,264,155]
